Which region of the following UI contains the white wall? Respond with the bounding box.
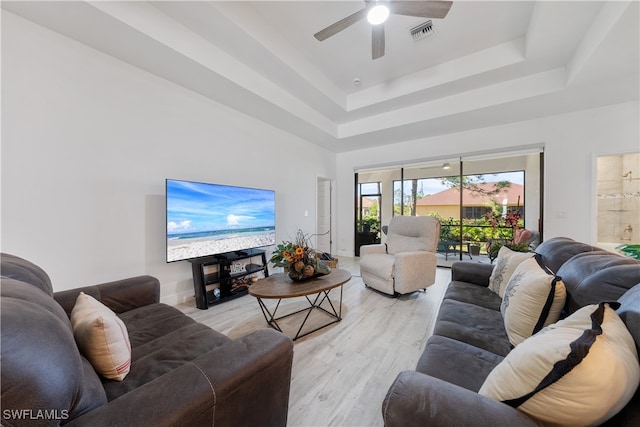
[1,12,336,303]
[336,101,640,257]
[4,11,639,302]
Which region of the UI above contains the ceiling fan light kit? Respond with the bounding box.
[367,1,390,25]
[314,1,452,60]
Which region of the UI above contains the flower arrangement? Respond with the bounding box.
[484,209,522,235]
[270,230,330,281]
[484,209,528,261]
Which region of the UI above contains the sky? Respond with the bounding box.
[166,180,275,234]
[419,172,525,196]
[361,171,525,196]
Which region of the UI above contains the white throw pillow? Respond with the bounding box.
[479,302,640,426]
[501,256,566,346]
[488,246,533,297]
[71,292,131,381]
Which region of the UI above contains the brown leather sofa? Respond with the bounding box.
[383,237,640,426]
[1,253,294,426]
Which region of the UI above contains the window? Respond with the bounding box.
[355,151,542,266]
[359,183,381,218]
[463,206,492,219]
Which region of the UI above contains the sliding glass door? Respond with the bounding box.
[355,181,382,256]
[354,150,543,267]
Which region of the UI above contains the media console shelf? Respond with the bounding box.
[189,248,269,309]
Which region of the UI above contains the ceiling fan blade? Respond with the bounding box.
[372,25,385,60]
[314,8,367,41]
[390,1,453,19]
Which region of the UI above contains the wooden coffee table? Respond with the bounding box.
[249,268,352,341]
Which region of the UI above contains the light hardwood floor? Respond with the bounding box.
[176,259,451,427]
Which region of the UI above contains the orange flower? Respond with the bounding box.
[295,247,304,255]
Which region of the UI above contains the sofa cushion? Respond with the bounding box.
[416,335,504,392]
[501,256,566,346]
[0,253,54,296]
[118,303,202,348]
[557,252,640,314]
[54,275,161,317]
[71,292,132,381]
[1,278,107,420]
[1,275,71,327]
[443,281,502,311]
[479,302,640,426]
[609,284,640,425]
[450,261,494,287]
[433,299,512,356]
[102,303,231,400]
[534,237,599,273]
[103,321,232,400]
[618,284,640,354]
[488,246,533,297]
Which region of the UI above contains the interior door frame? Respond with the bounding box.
[316,177,333,255]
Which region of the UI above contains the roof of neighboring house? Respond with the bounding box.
[416,182,524,207]
[361,197,376,208]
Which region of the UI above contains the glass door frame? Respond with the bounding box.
[354,149,544,264]
[354,175,382,256]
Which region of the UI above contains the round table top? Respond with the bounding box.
[249,268,352,299]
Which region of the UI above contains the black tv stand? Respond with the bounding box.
[188,248,269,309]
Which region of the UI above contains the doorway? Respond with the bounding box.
[596,152,640,252]
[355,180,382,256]
[316,178,333,255]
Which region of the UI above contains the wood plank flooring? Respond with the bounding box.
[176,258,451,427]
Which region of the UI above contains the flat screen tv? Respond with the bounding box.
[166,179,276,262]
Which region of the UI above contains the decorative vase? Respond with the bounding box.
[288,271,314,282]
[287,260,331,282]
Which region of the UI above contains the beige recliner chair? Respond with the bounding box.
[359,216,440,296]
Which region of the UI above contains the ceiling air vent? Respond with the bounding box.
[410,20,434,42]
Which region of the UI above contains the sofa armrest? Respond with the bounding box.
[450,261,494,287]
[360,243,386,257]
[54,275,160,316]
[65,328,294,427]
[383,371,540,427]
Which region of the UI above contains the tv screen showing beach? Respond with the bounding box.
[166,179,276,262]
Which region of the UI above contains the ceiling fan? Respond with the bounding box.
[314,0,453,60]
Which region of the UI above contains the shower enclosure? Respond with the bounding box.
[596,152,640,253]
